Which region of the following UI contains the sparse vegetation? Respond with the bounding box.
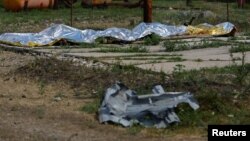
[144,34,161,45]
[34,106,46,119]
[167,56,186,62]
[164,39,228,52]
[230,44,250,90]
[79,43,98,48]
[170,65,250,127]
[38,80,46,95]
[114,55,185,62]
[127,125,142,135]
[98,46,148,53]
[81,101,99,114]
[16,57,163,96]
[230,44,250,53]
[194,58,203,62]
[163,40,187,52]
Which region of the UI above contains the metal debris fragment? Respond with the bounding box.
[99,82,199,128]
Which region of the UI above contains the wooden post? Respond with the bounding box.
[53,0,58,9]
[143,0,152,23]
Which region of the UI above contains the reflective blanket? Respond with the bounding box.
[0,22,235,47]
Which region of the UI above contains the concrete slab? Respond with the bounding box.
[1,36,249,74]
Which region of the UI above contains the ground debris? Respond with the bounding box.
[99,82,199,128]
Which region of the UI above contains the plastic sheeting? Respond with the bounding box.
[0,22,235,47]
[99,82,199,128]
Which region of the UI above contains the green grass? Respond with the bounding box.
[127,125,142,135]
[164,39,228,52]
[81,101,99,114]
[164,40,188,52]
[98,46,148,53]
[35,106,46,119]
[230,44,250,53]
[167,56,186,62]
[79,43,98,48]
[116,55,185,62]
[38,80,46,95]
[172,64,250,126]
[144,34,161,45]
[113,53,182,58]
[244,32,250,36]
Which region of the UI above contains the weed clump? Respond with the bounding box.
[230,44,250,53]
[144,34,161,45]
[99,46,148,53]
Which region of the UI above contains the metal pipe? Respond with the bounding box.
[143,0,152,23]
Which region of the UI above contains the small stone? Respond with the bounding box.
[3,77,10,81]
[74,17,81,21]
[53,97,62,102]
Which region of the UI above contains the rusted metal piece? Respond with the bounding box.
[143,0,152,23]
[81,0,143,8]
[110,0,143,8]
[81,0,112,7]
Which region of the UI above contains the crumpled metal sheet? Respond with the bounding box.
[99,82,199,128]
[0,22,235,47]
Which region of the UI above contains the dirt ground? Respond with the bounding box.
[0,51,206,141]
